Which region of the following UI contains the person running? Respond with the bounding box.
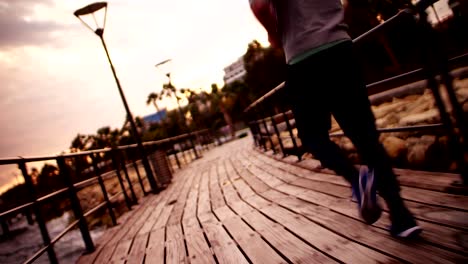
[249,0,422,238]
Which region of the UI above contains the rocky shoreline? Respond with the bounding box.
[269,75,468,173]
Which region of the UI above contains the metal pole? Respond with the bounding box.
[118,150,138,204]
[57,156,95,253]
[91,153,117,226]
[18,160,58,264]
[281,107,301,161]
[97,34,159,193]
[111,149,133,210]
[131,154,147,196]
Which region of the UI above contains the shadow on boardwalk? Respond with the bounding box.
[78,136,468,264]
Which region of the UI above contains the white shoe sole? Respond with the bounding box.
[395,226,423,238]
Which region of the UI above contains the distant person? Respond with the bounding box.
[249,0,422,238]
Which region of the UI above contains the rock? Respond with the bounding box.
[339,137,356,152]
[271,135,279,149]
[406,135,437,169]
[399,108,440,126]
[376,112,399,128]
[420,135,437,145]
[282,135,302,149]
[382,136,407,161]
[373,101,407,119]
[407,144,429,168]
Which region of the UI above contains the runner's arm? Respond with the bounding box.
[249,0,281,47]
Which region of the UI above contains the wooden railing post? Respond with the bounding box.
[18,160,58,264]
[57,156,95,253]
[91,153,117,226]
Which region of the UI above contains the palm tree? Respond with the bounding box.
[146,92,161,113]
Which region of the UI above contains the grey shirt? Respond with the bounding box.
[275,0,351,63]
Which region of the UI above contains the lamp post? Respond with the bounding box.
[74,2,160,193]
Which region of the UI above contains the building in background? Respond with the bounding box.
[223,57,246,85]
[143,109,167,125]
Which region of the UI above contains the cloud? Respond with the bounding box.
[0,0,68,48]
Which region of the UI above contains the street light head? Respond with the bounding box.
[74,2,108,36]
[155,59,172,68]
[74,2,107,16]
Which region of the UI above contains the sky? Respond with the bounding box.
[0,0,268,193]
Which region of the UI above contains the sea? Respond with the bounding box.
[0,212,105,264]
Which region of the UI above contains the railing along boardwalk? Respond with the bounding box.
[78,136,468,264]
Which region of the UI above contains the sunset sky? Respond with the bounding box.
[0,0,267,192]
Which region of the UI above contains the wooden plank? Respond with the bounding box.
[265,184,468,256]
[229,158,270,195]
[122,206,155,241]
[197,170,212,217]
[182,171,202,230]
[138,171,189,235]
[185,229,215,264]
[223,214,287,263]
[201,221,249,264]
[222,216,287,264]
[258,204,397,263]
[218,160,242,205]
[403,200,468,230]
[292,179,468,231]
[242,210,336,264]
[77,224,122,264]
[109,239,132,264]
[400,186,468,211]
[214,205,238,221]
[245,150,298,183]
[165,224,187,264]
[145,228,165,263]
[152,204,174,231]
[228,200,257,217]
[210,163,226,210]
[138,198,168,235]
[92,243,117,264]
[266,188,467,263]
[166,169,196,226]
[126,234,149,264]
[105,203,153,246]
[238,152,286,188]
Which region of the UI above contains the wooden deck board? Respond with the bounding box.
[79,137,468,264]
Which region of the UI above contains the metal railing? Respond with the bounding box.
[244,5,468,184]
[0,128,216,264]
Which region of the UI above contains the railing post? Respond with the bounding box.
[110,149,133,210]
[181,141,188,165]
[57,156,95,253]
[281,107,301,161]
[1,217,9,237]
[190,133,200,159]
[162,142,175,174]
[25,207,34,225]
[91,153,117,226]
[130,152,147,196]
[270,111,286,157]
[117,149,138,204]
[416,13,467,184]
[171,140,182,169]
[258,108,276,154]
[18,160,58,264]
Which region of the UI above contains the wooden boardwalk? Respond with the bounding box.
[78,137,468,264]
